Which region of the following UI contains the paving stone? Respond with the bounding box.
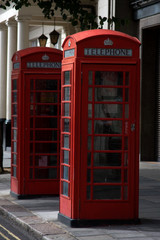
[43,233,77,240]
[30,222,66,235]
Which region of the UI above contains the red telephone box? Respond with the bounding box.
[58,29,140,225]
[11,47,62,198]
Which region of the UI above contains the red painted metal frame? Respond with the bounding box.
[59,29,140,222]
[11,47,62,197]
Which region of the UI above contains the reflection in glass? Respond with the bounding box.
[63,134,69,148]
[94,152,121,166]
[93,185,121,199]
[64,87,70,100]
[125,104,129,118]
[35,155,57,166]
[35,130,57,141]
[13,142,17,153]
[64,103,70,116]
[88,104,92,118]
[13,92,17,102]
[13,130,17,140]
[88,71,93,85]
[64,150,69,164]
[95,88,123,102]
[35,168,57,179]
[94,169,121,183]
[88,136,92,150]
[95,71,123,86]
[35,79,57,90]
[36,92,56,103]
[94,120,122,134]
[13,117,17,127]
[35,143,57,153]
[13,154,17,165]
[125,72,129,86]
[62,181,68,196]
[63,166,69,180]
[94,136,122,151]
[64,71,70,85]
[36,105,57,116]
[87,185,91,200]
[88,88,92,101]
[88,120,92,134]
[94,104,122,118]
[64,119,70,132]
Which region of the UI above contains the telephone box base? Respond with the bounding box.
[58,213,140,228]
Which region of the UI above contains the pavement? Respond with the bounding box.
[0,150,160,240]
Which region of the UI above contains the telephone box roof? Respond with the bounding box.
[62,29,141,48]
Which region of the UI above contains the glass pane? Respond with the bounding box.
[94,169,121,183]
[94,104,123,118]
[94,120,122,134]
[12,117,17,127]
[87,152,91,166]
[35,168,57,179]
[88,120,92,134]
[12,154,17,165]
[35,117,57,128]
[125,88,129,102]
[13,92,17,102]
[88,88,92,101]
[63,134,69,148]
[30,79,34,90]
[13,79,17,90]
[30,168,33,179]
[64,71,70,85]
[63,166,69,180]
[36,92,57,103]
[124,137,128,150]
[88,71,93,85]
[13,130,17,140]
[93,185,121,200]
[62,181,68,196]
[35,105,57,116]
[125,104,129,118]
[95,71,123,86]
[87,169,91,182]
[64,103,70,116]
[13,104,17,115]
[124,152,128,166]
[64,87,70,100]
[88,136,92,150]
[13,166,17,177]
[35,130,57,141]
[94,152,121,166]
[35,155,57,166]
[35,79,57,90]
[88,104,92,118]
[125,121,128,134]
[124,185,128,200]
[125,72,129,86]
[13,142,17,152]
[63,119,70,132]
[87,185,91,200]
[94,136,122,151]
[35,143,57,153]
[63,150,69,164]
[95,88,123,102]
[124,169,128,183]
[30,156,33,166]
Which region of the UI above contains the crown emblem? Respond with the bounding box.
[42,54,49,61]
[104,38,113,46]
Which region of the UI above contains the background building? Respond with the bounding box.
[1,0,158,162]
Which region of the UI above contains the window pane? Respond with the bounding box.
[64,87,70,100]
[63,134,69,148]
[35,130,57,141]
[63,119,70,132]
[125,72,129,86]
[88,71,93,85]
[94,104,123,118]
[64,71,70,85]
[94,120,122,134]
[35,117,57,128]
[94,152,121,166]
[13,104,17,115]
[35,79,57,90]
[88,88,92,101]
[13,92,17,102]
[63,150,69,164]
[88,104,92,118]
[63,166,69,180]
[13,79,17,90]
[95,88,123,102]
[35,155,57,166]
[88,120,92,134]
[35,105,57,116]
[35,143,57,153]
[13,129,17,140]
[36,92,57,103]
[93,169,121,183]
[12,117,17,127]
[93,185,121,200]
[62,182,68,196]
[94,136,122,151]
[35,168,57,179]
[95,71,123,86]
[64,103,70,116]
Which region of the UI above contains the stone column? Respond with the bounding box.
[0,23,7,160]
[15,16,31,50]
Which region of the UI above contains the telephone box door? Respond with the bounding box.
[80,64,138,220]
[24,73,60,195]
